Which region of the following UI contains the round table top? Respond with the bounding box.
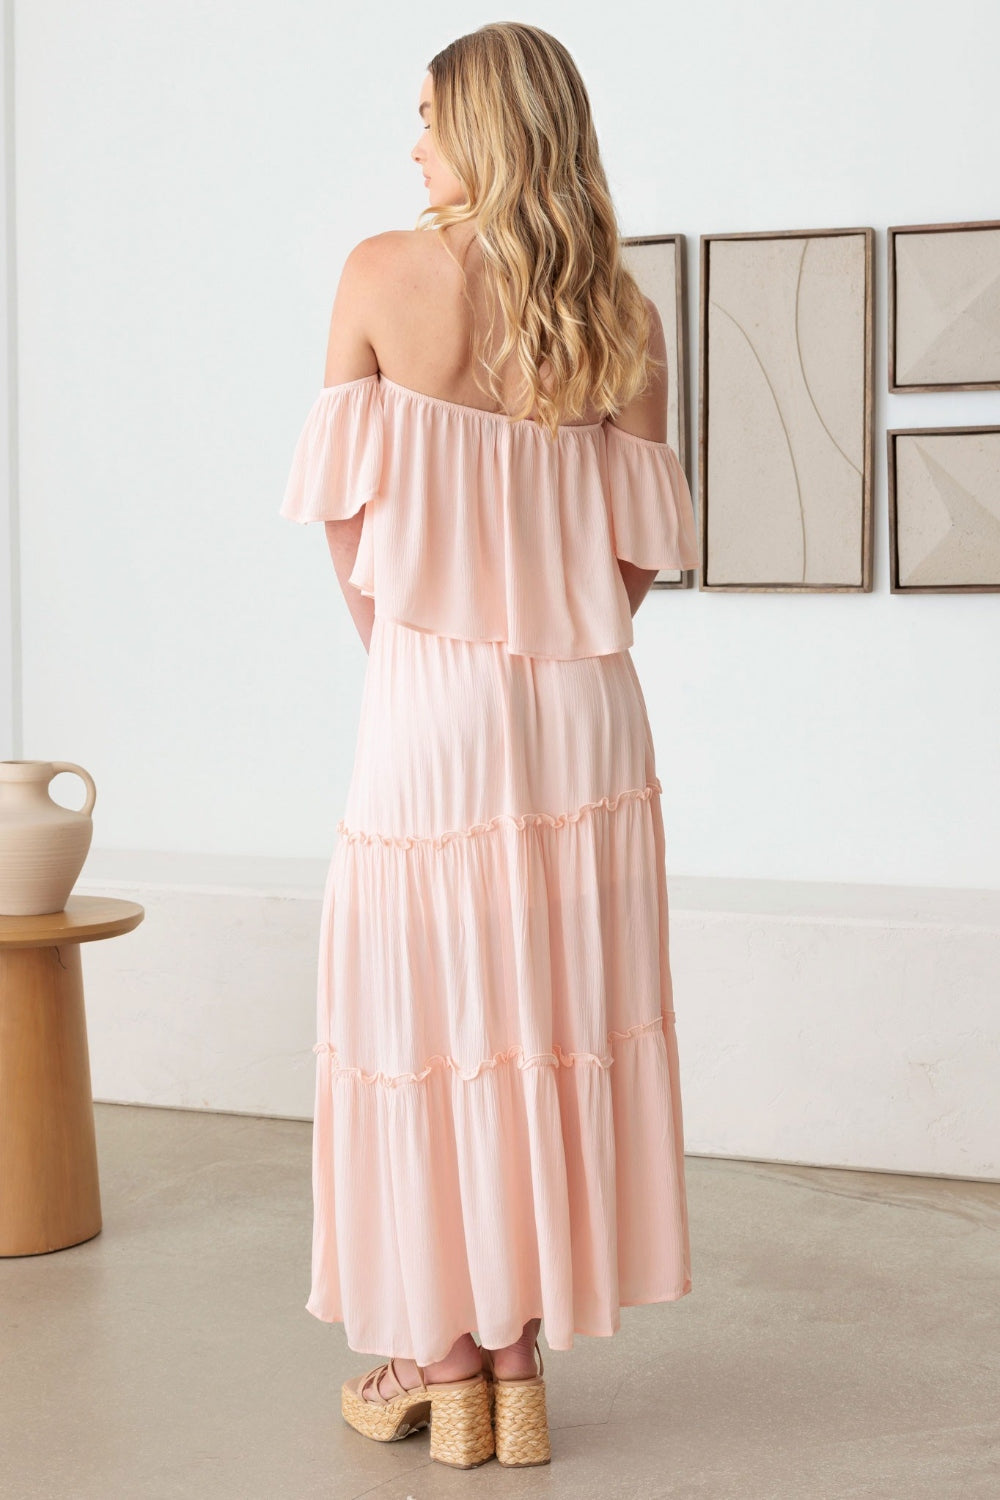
[0,895,145,948]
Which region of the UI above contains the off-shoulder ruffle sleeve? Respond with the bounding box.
[603,422,700,572]
[279,374,383,523]
[280,372,698,657]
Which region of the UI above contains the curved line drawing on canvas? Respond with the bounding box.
[710,298,807,578]
[794,237,862,479]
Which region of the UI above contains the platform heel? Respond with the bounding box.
[480,1339,552,1466]
[341,1360,495,1468]
[426,1374,495,1467]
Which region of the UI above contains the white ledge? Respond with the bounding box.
[77,848,1000,928]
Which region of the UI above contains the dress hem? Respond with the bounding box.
[361,609,638,661]
[304,1282,693,1364]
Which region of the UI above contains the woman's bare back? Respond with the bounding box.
[366,225,607,427]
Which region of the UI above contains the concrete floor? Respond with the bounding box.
[1,1105,998,1499]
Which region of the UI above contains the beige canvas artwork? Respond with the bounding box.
[702,229,873,590]
[891,223,1000,391]
[620,235,691,587]
[889,427,1000,591]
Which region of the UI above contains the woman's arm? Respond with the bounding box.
[320,239,384,652]
[617,557,658,616]
[325,514,374,654]
[609,296,671,617]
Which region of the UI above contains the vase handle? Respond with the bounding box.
[48,762,97,819]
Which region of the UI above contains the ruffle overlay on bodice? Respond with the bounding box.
[279,372,699,660]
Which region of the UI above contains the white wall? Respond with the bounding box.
[0,0,17,760]
[8,1,1000,1173]
[13,0,1000,880]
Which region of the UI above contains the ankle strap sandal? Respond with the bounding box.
[342,1358,494,1468]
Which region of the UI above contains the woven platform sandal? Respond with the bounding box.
[479,1339,552,1466]
[341,1357,495,1468]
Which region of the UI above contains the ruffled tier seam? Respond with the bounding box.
[337,777,662,850]
[312,1012,672,1087]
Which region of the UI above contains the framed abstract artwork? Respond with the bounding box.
[620,233,693,589]
[887,425,1000,592]
[888,219,1000,392]
[699,227,875,591]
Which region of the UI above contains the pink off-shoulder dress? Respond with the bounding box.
[279,371,698,1367]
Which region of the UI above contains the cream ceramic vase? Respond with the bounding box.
[0,760,97,916]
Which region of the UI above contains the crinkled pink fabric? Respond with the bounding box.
[280,374,694,1364]
[280,373,700,660]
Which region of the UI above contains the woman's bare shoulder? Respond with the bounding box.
[340,228,436,279]
[605,296,669,444]
[328,230,431,326]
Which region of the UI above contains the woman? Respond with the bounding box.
[280,22,698,1469]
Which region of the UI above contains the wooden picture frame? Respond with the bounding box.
[620,233,693,589]
[888,219,1000,392]
[887,425,1000,592]
[699,226,875,592]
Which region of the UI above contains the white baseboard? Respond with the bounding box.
[668,875,1000,1181]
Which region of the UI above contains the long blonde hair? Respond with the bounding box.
[415,23,660,439]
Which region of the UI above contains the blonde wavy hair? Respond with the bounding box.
[414,22,661,439]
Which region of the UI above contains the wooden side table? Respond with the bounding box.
[0,895,144,1256]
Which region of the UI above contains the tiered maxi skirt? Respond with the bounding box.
[307,612,692,1366]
